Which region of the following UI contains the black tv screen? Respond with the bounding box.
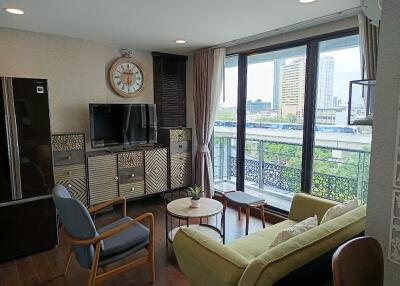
[89,104,157,148]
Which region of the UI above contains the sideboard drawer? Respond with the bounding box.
[170,140,191,154]
[54,163,86,181]
[56,178,88,206]
[118,151,144,169]
[118,167,144,184]
[119,181,145,199]
[52,134,85,151]
[54,150,85,166]
[170,129,192,142]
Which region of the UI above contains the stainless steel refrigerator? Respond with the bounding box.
[0,77,58,262]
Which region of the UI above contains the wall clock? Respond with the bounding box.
[109,56,145,98]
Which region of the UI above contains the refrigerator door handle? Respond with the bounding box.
[3,78,22,200]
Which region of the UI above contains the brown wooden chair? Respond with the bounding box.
[53,185,155,286]
[332,236,383,286]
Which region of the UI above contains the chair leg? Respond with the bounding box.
[237,207,241,221]
[64,245,73,276]
[147,214,155,283]
[88,242,101,286]
[245,207,250,235]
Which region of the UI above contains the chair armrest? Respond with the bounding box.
[288,193,337,223]
[173,227,249,286]
[64,212,154,246]
[88,197,127,217]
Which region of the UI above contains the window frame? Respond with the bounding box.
[214,28,360,214]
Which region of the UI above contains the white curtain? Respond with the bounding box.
[193,47,226,198]
[359,13,380,79]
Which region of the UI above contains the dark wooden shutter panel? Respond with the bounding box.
[152,52,188,128]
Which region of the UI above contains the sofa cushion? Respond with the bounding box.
[173,227,249,286]
[320,198,358,224]
[238,205,366,286]
[288,192,337,224]
[227,220,297,260]
[270,215,318,248]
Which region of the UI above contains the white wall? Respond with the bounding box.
[366,0,400,284]
[0,28,154,147]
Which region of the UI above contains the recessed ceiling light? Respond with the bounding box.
[4,8,24,15]
[299,0,316,3]
[175,39,187,44]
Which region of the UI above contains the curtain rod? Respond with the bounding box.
[212,7,361,49]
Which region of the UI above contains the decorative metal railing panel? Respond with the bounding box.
[213,136,370,204]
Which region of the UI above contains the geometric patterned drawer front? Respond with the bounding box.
[170,140,191,154]
[88,154,119,205]
[144,148,168,194]
[52,134,85,151]
[119,181,145,199]
[118,151,144,169]
[54,163,86,181]
[55,178,88,206]
[171,153,192,189]
[170,129,192,142]
[53,150,85,167]
[118,167,144,184]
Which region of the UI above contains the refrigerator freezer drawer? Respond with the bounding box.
[0,197,58,262]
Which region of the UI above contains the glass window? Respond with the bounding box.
[311,34,371,203]
[212,31,370,213]
[213,55,238,193]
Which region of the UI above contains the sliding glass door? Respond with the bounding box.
[213,29,371,212]
[244,46,306,211]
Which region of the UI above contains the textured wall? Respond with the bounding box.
[365,0,400,284]
[0,28,154,148]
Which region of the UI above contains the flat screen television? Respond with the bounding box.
[89,103,157,148]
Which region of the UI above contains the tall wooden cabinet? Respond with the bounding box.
[159,128,192,190]
[52,133,88,206]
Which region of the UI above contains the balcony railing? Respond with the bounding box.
[213,136,370,204]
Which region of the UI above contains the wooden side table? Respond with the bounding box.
[223,191,266,235]
[165,197,225,248]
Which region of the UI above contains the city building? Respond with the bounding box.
[279,57,306,121]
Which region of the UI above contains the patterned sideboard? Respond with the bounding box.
[87,147,169,205]
[52,133,88,206]
[159,128,192,190]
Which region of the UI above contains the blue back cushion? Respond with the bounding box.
[52,185,98,269]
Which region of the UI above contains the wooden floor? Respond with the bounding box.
[0,195,266,286]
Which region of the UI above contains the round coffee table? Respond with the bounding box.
[165,197,225,247]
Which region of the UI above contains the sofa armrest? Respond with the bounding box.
[288,193,337,223]
[173,227,249,286]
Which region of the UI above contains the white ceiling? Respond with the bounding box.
[0,0,360,54]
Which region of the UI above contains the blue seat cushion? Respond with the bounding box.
[98,216,149,259]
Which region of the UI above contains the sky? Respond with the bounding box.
[221,46,362,108]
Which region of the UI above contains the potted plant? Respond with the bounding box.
[188,185,203,208]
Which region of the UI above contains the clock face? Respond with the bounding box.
[109,58,145,97]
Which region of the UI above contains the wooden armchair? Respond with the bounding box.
[53,185,155,286]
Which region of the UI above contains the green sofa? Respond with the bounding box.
[173,193,366,286]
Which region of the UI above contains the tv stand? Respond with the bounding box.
[55,128,193,206]
[86,145,169,205]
